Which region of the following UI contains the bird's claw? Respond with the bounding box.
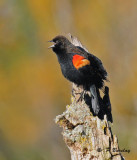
[76,91,85,102]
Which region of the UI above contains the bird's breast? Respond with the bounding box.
[57,54,85,84]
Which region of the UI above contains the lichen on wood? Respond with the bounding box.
[55,84,124,160]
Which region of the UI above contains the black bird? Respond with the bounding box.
[49,35,108,115]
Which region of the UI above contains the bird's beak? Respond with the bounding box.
[48,40,56,49]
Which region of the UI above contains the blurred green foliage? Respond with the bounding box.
[0,0,137,159]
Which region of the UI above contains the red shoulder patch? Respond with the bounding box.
[72,55,90,70]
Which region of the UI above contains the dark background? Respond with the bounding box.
[0,0,137,159]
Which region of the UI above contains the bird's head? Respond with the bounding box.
[48,35,71,53]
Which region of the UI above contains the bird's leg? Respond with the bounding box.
[72,84,82,95]
[72,84,85,102]
[90,85,100,115]
[76,90,85,102]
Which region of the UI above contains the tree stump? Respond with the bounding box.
[55,84,124,160]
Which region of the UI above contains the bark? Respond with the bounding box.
[55,84,124,160]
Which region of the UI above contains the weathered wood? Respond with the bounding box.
[55,84,124,160]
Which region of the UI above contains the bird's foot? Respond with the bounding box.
[76,91,85,102]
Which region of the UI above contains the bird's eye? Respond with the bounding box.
[56,40,62,46]
[56,40,59,44]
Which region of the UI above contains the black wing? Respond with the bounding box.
[77,46,108,81]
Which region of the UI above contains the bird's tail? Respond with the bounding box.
[90,85,100,115]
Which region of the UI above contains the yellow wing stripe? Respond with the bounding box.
[77,59,90,69]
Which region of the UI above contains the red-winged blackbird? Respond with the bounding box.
[49,35,108,115]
